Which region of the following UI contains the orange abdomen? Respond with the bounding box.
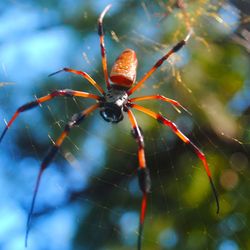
[110,49,138,88]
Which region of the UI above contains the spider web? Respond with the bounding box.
[0,1,250,250]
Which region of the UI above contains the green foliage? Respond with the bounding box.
[2,0,250,249]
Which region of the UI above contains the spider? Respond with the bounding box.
[0,4,219,250]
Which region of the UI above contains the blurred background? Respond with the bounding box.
[0,0,250,249]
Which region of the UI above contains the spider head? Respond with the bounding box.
[100,88,128,123]
[100,102,124,123]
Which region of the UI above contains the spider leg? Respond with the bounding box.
[129,103,220,214]
[126,109,151,250]
[49,68,105,95]
[25,103,99,247]
[127,30,193,96]
[98,4,112,90]
[0,89,100,143]
[129,94,191,115]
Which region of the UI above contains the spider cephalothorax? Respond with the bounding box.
[0,4,219,250]
[100,87,128,123]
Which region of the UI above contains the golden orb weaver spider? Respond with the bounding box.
[0,4,219,250]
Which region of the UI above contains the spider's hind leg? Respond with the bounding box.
[126,109,151,250]
[25,103,99,247]
[130,103,220,214]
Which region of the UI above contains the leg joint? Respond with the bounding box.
[173,40,186,52]
[138,168,151,193]
[131,127,144,147]
[156,114,165,124]
[42,145,59,170]
[98,23,103,36]
[68,113,85,128]
[51,89,75,97]
[18,101,39,112]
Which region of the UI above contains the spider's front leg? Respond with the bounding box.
[25,103,99,247]
[126,109,151,250]
[49,68,105,95]
[127,31,192,96]
[0,89,100,143]
[98,4,112,89]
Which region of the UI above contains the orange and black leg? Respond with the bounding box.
[126,109,151,250]
[98,4,112,89]
[127,31,192,96]
[0,89,100,143]
[129,103,220,214]
[49,68,105,95]
[129,94,191,114]
[25,103,99,247]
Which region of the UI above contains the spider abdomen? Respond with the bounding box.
[110,49,138,88]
